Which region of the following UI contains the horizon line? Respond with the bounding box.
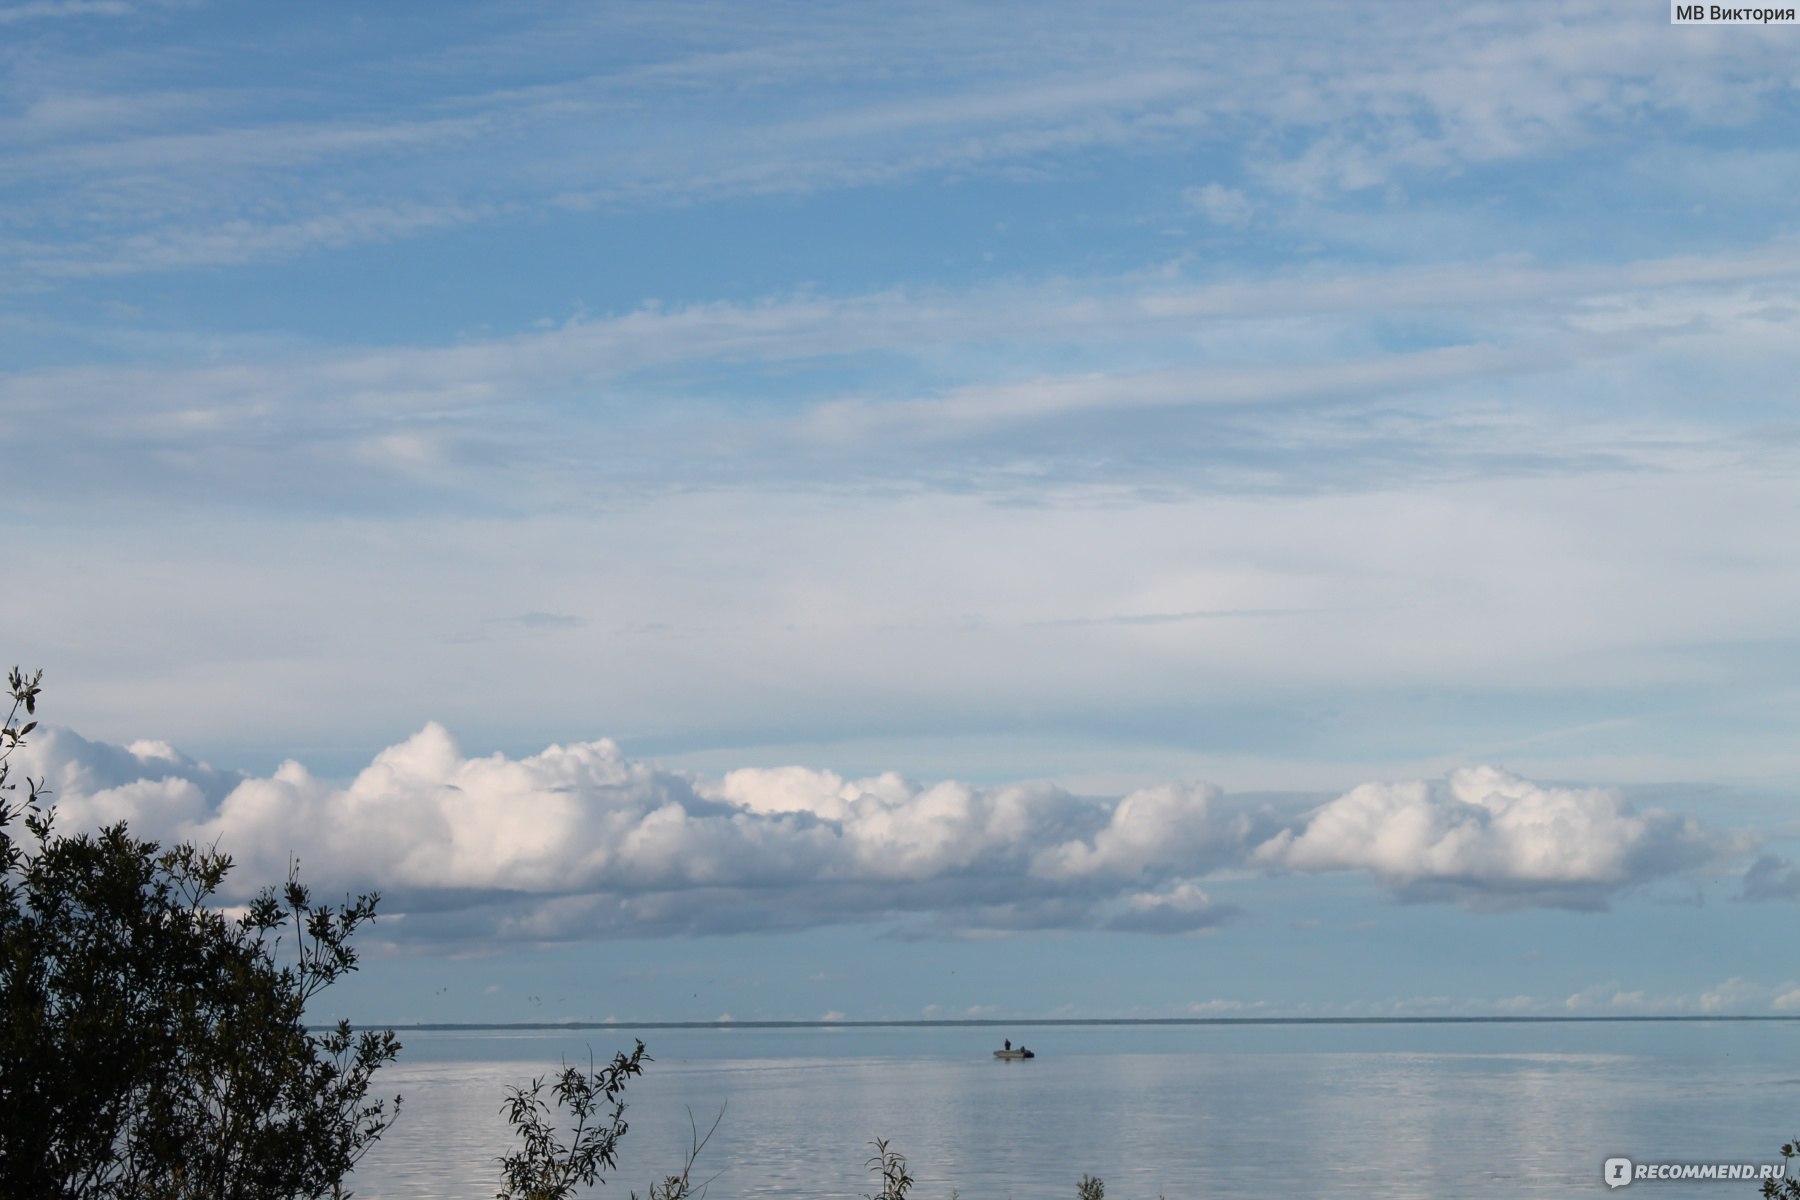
[344,1015,1800,1031]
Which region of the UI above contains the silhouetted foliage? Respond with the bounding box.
[496,1040,720,1200]
[863,1137,914,1200]
[0,668,401,1199]
[1077,1173,1106,1200]
[496,1041,648,1200]
[630,1104,720,1200]
[1762,1137,1800,1197]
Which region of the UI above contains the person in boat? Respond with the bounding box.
[1004,1039,1011,1051]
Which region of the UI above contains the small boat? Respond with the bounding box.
[992,1046,1035,1059]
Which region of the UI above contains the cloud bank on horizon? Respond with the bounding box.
[17,723,1746,945]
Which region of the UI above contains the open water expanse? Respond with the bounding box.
[350,1020,1800,1199]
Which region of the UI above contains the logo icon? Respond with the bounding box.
[1604,1158,1634,1188]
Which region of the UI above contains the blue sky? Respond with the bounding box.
[9,0,1800,1024]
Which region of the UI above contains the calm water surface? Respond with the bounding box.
[349,1021,1800,1199]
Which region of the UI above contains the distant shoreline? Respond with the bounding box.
[344,1014,1800,1031]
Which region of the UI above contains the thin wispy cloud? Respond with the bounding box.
[0,0,133,24]
[1028,608,1314,629]
[2,1,1795,278]
[7,240,1798,512]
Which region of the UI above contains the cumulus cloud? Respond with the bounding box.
[1740,853,1800,901]
[1185,998,1269,1016]
[1698,976,1770,1014]
[1562,981,1673,1013]
[22,726,245,832]
[1035,782,1247,880]
[1554,976,1795,1015]
[1254,766,1722,910]
[12,728,1738,943]
[1106,881,1237,933]
[712,764,1092,882]
[17,724,1241,941]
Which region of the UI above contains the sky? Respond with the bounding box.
[7,0,1800,1025]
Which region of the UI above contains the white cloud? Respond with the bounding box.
[21,726,241,831]
[1037,783,1245,880]
[19,722,1213,940]
[1107,881,1237,933]
[1254,766,1723,909]
[1557,976,1794,1015]
[712,765,1088,882]
[1698,976,1770,1014]
[1185,998,1269,1016]
[1562,981,1671,1013]
[13,726,1740,944]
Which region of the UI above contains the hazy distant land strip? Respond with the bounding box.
[370,1016,1800,1031]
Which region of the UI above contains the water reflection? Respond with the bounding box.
[351,1023,1800,1199]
